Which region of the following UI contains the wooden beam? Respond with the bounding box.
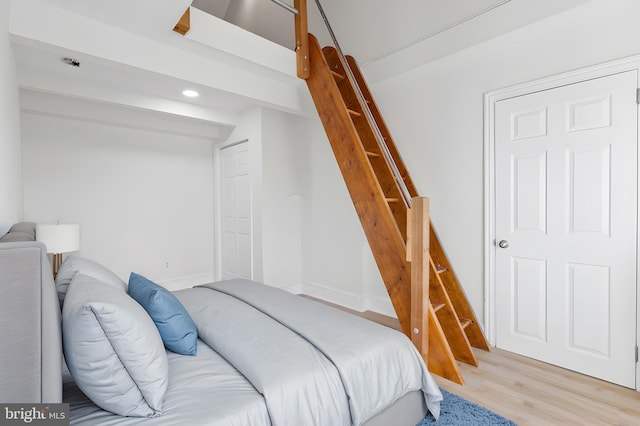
[294,0,310,79]
[409,197,429,356]
[173,7,190,36]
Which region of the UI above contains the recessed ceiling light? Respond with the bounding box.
[182,89,199,98]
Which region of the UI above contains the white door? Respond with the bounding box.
[494,71,638,387]
[220,141,253,280]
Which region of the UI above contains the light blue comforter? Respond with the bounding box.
[186,279,442,426]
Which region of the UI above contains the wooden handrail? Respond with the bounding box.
[294,0,310,79]
[272,0,299,14]
[269,0,309,79]
[310,0,412,206]
[408,197,429,357]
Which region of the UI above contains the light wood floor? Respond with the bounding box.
[309,298,640,425]
[436,347,640,426]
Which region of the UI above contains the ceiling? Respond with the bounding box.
[12,0,591,132]
[192,0,589,67]
[194,0,512,61]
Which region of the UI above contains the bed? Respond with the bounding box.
[0,222,442,425]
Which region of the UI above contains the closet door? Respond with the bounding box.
[494,70,638,387]
[220,141,253,280]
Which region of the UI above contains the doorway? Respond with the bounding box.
[486,62,639,388]
[219,140,253,280]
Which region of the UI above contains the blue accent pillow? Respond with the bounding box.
[128,273,198,356]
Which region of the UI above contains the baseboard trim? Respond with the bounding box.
[159,273,213,292]
[296,281,396,318]
[280,282,304,294]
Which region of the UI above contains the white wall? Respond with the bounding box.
[368,0,640,323]
[0,1,22,234]
[20,96,311,294]
[261,108,309,289]
[301,120,394,315]
[21,100,215,290]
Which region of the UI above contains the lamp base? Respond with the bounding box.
[52,253,63,279]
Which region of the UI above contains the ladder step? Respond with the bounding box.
[330,69,345,80]
[365,150,381,158]
[430,227,490,351]
[347,109,361,117]
[386,197,400,203]
[432,300,446,312]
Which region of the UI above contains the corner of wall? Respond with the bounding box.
[0,0,23,232]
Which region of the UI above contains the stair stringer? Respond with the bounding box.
[305,33,413,337]
[329,46,490,354]
[306,33,472,384]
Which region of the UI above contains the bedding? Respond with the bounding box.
[65,279,442,425]
[0,233,442,425]
[184,279,442,425]
[63,273,169,417]
[178,286,352,426]
[55,255,127,307]
[64,340,271,426]
[128,272,198,356]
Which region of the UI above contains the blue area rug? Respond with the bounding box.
[417,389,517,425]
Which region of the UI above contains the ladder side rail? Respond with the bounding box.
[321,47,409,238]
[311,0,412,208]
[305,34,413,336]
[345,56,419,199]
[427,304,465,385]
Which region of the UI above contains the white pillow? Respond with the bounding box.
[62,273,168,417]
[55,256,126,307]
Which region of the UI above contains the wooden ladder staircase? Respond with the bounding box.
[303,32,489,384]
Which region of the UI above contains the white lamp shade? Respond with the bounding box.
[36,224,80,254]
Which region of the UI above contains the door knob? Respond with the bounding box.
[498,240,510,249]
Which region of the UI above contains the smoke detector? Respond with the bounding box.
[62,57,80,67]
